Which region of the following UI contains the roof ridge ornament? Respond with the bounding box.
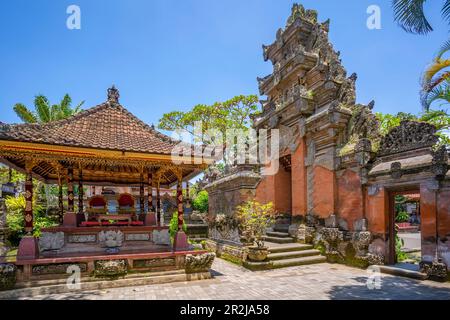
[107,85,120,103]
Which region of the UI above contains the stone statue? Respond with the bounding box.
[39,232,65,252]
[99,230,124,248]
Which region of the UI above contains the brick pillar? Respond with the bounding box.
[67,167,74,212]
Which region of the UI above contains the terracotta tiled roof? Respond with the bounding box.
[0,102,179,155]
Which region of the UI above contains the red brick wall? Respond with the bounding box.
[291,139,307,217]
[337,169,363,231]
[365,187,388,237]
[420,183,438,262]
[312,165,335,218]
[437,189,450,265]
[255,163,292,214]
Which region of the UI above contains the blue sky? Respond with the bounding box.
[0,0,448,127]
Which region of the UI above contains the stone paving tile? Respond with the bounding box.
[21,258,450,300]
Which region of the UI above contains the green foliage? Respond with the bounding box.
[376,110,450,146]
[192,190,208,213]
[5,195,58,245]
[235,200,276,248]
[0,167,25,184]
[13,94,84,124]
[396,211,410,223]
[395,234,409,262]
[158,95,259,158]
[169,211,187,241]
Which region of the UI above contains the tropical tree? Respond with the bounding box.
[158,95,259,163]
[421,41,450,110]
[376,110,450,144]
[392,0,450,35]
[13,94,84,124]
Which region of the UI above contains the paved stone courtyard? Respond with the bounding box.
[15,258,450,300]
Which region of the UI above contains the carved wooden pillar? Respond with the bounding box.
[67,167,74,212]
[186,181,190,200]
[78,165,84,214]
[148,172,154,212]
[140,171,145,215]
[177,176,184,230]
[24,162,34,234]
[156,179,161,226]
[58,173,64,223]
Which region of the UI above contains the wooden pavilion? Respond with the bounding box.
[0,87,213,283]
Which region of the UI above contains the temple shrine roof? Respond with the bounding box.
[0,88,178,155]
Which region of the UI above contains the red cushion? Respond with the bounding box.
[89,196,106,207]
[118,194,134,207]
[81,221,101,227]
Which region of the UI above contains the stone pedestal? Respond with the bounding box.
[63,212,77,227]
[17,236,39,261]
[173,231,189,251]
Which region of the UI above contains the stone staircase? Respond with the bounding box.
[244,230,326,270]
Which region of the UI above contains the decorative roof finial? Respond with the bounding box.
[107,85,120,103]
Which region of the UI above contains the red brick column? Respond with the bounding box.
[173,173,188,251]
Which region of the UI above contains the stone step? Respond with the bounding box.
[272,255,327,268]
[243,255,326,271]
[267,243,314,253]
[267,249,322,261]
[262,236,294,244]
[376,265,428,281]
[266,231,290,238]
[273,225,290,233]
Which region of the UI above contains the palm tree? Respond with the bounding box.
[392,0,450,35]
[421,41,450,110]
[13,94,84,124]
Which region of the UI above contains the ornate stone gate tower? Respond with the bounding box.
[254,3,359,222]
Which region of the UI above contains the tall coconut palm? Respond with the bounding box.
[13,94,84,124]
[392,0,450,35]
[421,41,450,110]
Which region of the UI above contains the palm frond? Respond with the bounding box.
[59,94,72,117]
[443,0,450,25]
[437,39,450,59]
[421,78,450,110]
[34,95,51,123]
[392,0,433,35]
[423,59,450,83]
[13,103,37,123]
[73,100,85,114]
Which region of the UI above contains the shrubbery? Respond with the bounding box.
[169,211,187,242]
[192,190,208,213]
[5,195,58,246]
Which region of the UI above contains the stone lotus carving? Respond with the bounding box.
[94,259,127,277]
[39,232,65,252]
[379,121,438,156]
[185,253,215,273]
[0,263,16,291]
[99,230,124,248]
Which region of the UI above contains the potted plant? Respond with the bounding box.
[236,200,276,262]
